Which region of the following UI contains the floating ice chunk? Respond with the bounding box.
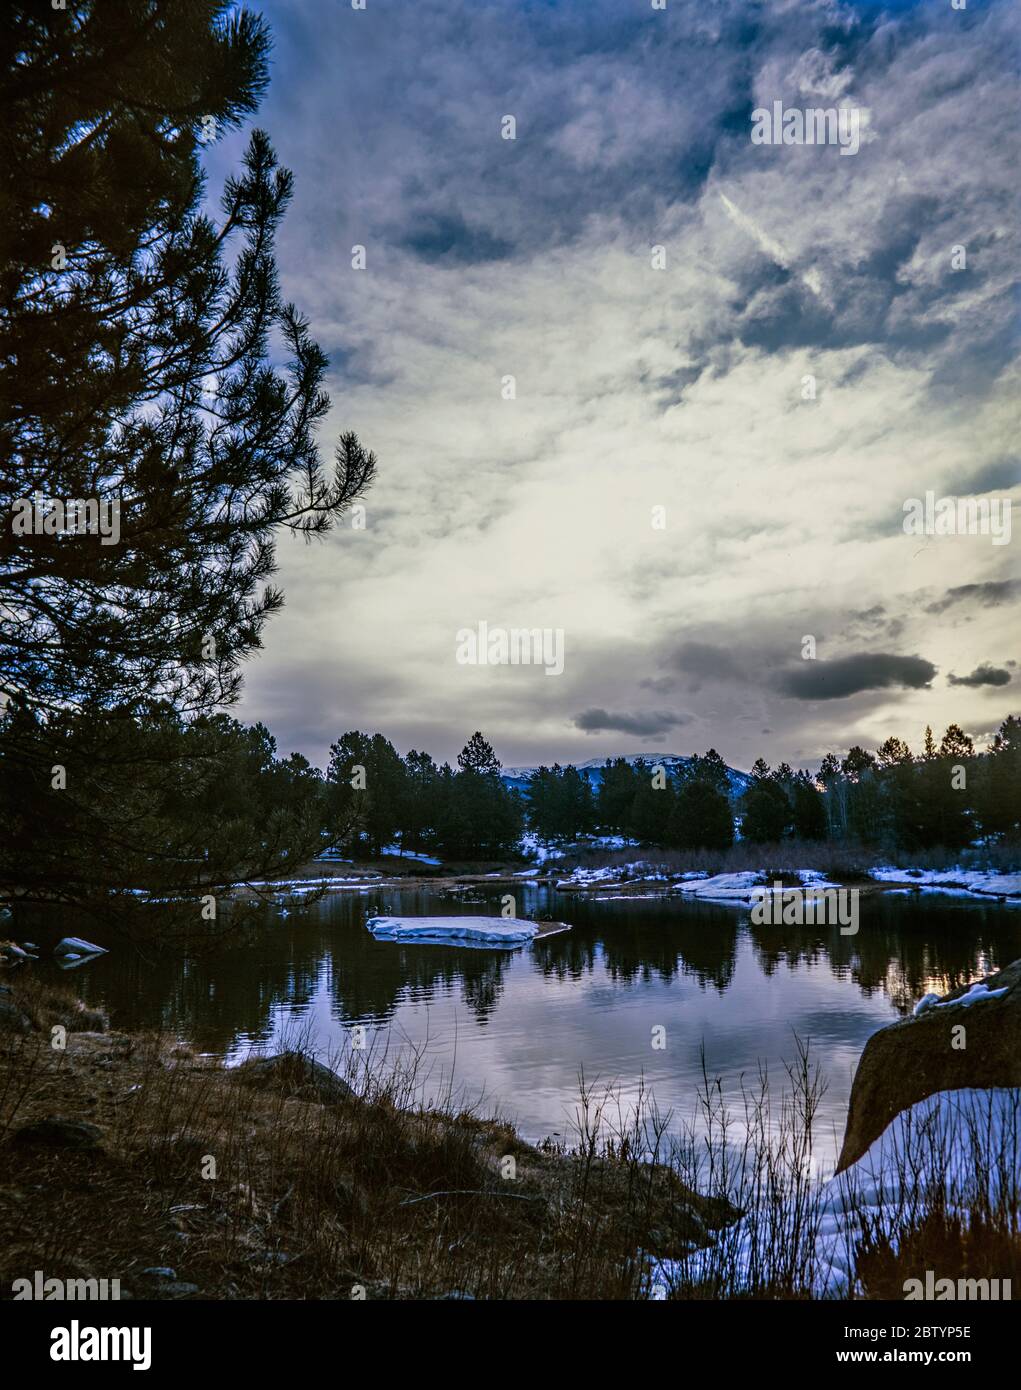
[671,871,766,902]
[54,937,108,957]
[366,915,541,947]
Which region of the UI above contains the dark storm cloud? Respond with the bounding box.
[925,580,1021,614]
[574,708,691,738]
[776,653,937,701]
[947,663,1013,688]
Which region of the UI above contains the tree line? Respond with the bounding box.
[520,721,1019,852]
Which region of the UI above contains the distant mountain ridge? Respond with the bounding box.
[500,754,752,801]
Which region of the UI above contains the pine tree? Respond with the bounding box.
[457,732,502,776]
[739,779,791,844]
[627,775,673,845]
[975,716,1021,842]
[596,758,640,834]
[669,780,734,851]
[0,4,375,924]
[790,772,827,841]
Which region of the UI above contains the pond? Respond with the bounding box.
[36,884,1021,1172]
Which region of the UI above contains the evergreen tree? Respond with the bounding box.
[457,732,501,777]
[557,765,597,840]
[790,771,827,841]
[677,748,732,798]
[939,723,974,759]
[326,732,406,857]
[669,780,734,851]
[524,765,559,843]
[596,758,639,835]
[627,773,674,845]
[0,3,375,922]
[399,749,439,852]
[739,778,791,844]
[975,716,1021,842]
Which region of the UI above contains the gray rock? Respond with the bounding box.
[837,957,1021,1171]
[141,1267,177,1280]
[234,1051,356,1105]
[14,1117,104,1149]
[55,936,108,957]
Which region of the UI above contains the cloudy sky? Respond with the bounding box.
[210,0,1018,773]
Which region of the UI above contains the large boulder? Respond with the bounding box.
[233,1051,356,1105]
[837,958,1021,1172]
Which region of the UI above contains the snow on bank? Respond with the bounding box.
[366,915,541,947]
[914,980,1010,1015]
[555,861,674,889]
[870,867,1021,900]
[378,846,443,866]
[556,867,848,903]
[652,1087,1021,1299]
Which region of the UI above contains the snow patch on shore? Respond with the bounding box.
[871,867,1021,900]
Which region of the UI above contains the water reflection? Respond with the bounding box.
[17,886,1021,1161]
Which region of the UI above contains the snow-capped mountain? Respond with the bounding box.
[501,754,752,801]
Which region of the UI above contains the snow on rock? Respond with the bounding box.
[653,1087,1021,1299]
[366,915,541,947]
[670,871,766,902]
[924,980,1009,1010]
[556,861,675,889]
[54,937,108,958]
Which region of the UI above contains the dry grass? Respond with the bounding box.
[2,979,1017,1301]
[0,978,737,1301]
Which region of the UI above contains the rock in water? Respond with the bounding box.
[14,1117,104,1149]
[0,941,34,962]
[837,957,1021,1171]
[54,937,108,957]
[233,1051,356,1105]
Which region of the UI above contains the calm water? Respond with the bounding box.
[34,885,1021,1171]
